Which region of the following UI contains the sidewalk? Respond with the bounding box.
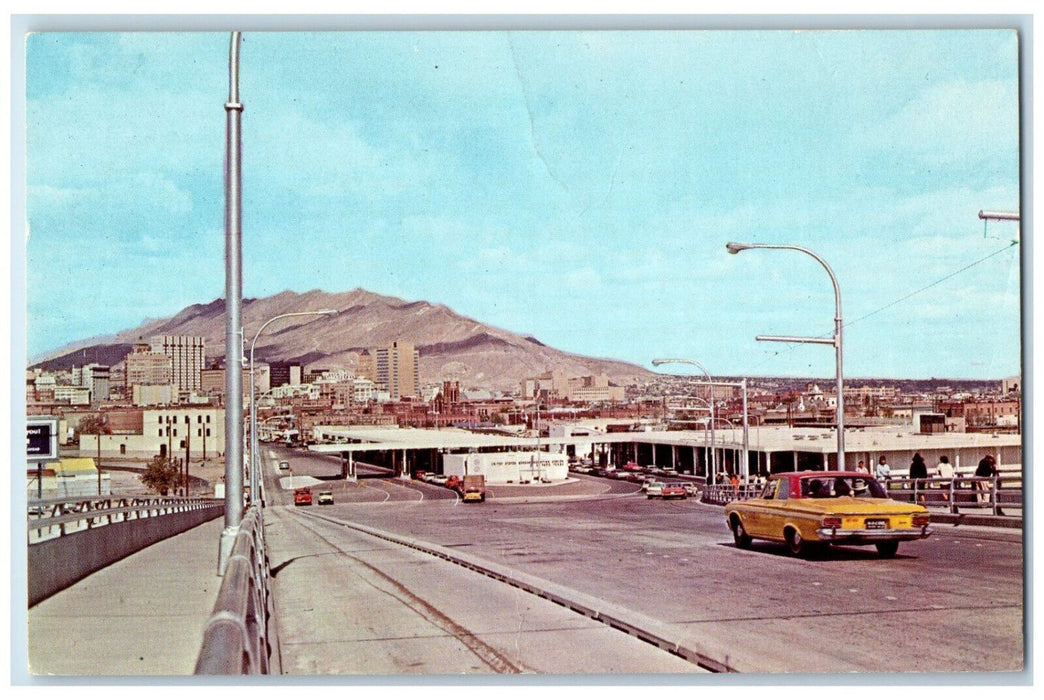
[925,503,1022,529]
[26,517,225,677]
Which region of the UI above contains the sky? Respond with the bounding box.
[20,26,1023,380]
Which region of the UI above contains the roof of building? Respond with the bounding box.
[43,458,98,474]
[308,423,1021,457]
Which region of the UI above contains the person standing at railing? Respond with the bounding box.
[909,453,928,504]
[975,454,997,505]
[875,455,891,482]
[935,456,954,503]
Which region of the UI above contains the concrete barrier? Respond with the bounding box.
[28,504,224,607]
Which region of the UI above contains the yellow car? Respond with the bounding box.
[724,471,932,558]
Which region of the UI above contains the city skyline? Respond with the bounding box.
[22,27,1022,380]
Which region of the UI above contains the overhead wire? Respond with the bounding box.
[743,239,1020,373]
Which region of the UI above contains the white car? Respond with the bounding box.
[644,481,666,497]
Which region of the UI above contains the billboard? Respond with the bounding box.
[27,417,59,461]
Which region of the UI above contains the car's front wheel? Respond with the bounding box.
[732,518,752,549]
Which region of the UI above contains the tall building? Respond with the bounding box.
[150,335,205,393]
[125,341,173,387]
[269,362,303,388]
[374,341,419,400]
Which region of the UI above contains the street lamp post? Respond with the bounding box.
[726,242,845,470]
[652,358,717,482]
[249,310,337,504]
[219,31,244,575]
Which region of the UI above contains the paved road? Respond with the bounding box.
[263,445,1024,675]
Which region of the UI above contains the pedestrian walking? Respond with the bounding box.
[935,456,954,503]
[875,455,891,482]
[909,453,928,504]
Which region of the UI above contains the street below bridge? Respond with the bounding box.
[262,445,1023,675]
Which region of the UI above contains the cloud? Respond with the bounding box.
[851,78,1018,170]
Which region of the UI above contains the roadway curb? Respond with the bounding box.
[291,507,734,673]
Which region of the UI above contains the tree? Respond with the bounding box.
[139,455,181,496]
[77,414,106,437]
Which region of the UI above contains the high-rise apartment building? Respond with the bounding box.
[374,341,419,400]
[125,341,173,387]
[150,335,205,392]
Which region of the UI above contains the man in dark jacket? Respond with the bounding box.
[975,454,997,504]
[909,453,928,504]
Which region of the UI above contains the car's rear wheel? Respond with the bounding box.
[875,541,899,558]
[732,518,752,549]
[786,528,806,557]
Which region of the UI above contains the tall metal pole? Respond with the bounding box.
[652,358,717,482]
[726,242,845,469]
[219,31,244,574]
[249,310,335,504]
[741,378,749,479]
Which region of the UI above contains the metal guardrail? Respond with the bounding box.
[27,496,221,543]
[701,476,1022,517]
[701,483,762,505]
[195,505,274,675]
[882,476,1021,516]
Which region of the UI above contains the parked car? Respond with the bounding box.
[724,471,932,558]
[645,481,665,498]
[293,487,312,506]
[430,474,448,485]
[317,490,334,505]
[683,483,700,497]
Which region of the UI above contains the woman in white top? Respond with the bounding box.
[936,456,954,502]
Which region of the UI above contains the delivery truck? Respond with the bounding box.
[462,474,486,503]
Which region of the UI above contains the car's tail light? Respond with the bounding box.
[823,516,842,528]
[912,514,930,527]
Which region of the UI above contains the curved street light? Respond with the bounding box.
[663,393,712,475]
[726,242,845,470]
[652,358,717,481]
[249,310,337,503]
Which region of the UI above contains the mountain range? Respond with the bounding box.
[31,288,653,393]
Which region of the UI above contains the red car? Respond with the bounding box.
[660,483,688,500]
[293,487,313,506]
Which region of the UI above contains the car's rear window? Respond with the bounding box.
[801,476,886,498]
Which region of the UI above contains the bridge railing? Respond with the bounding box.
[882,475,1021,516]
[701,483,763,505]
[27,495,220,543]
[701,476,1022,517]
[195,505,274,675]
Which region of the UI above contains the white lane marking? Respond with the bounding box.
[358,480,392,503]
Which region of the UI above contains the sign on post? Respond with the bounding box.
[27,417,59,501]
[27,417,59,462]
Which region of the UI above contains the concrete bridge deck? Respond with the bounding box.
[22,485,1021,679]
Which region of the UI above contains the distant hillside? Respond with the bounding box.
[30,288,653,392]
